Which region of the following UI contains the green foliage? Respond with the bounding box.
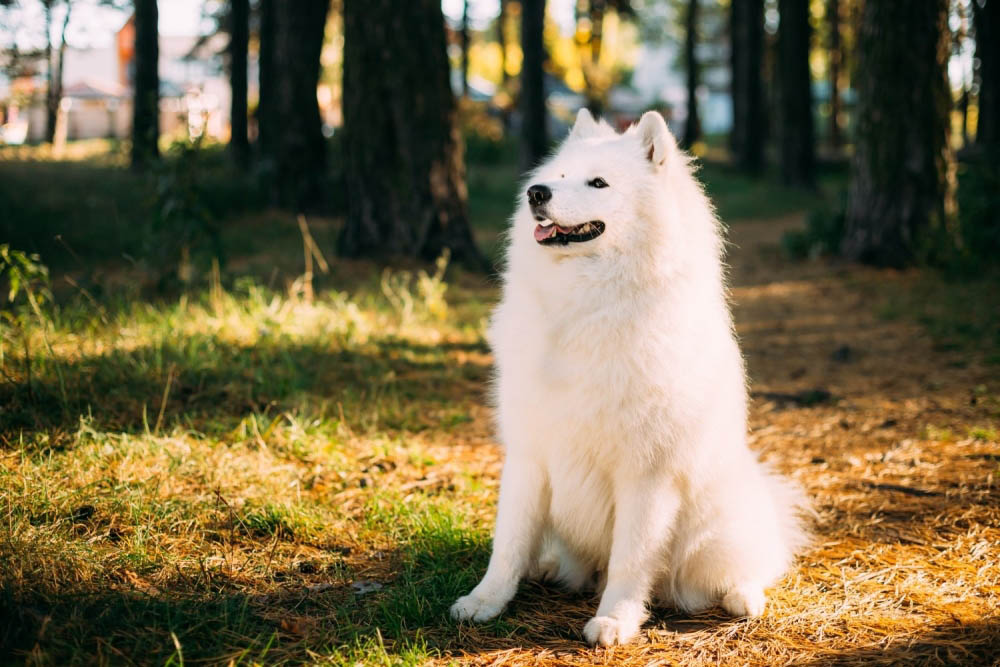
[149,137,226,287]
[952,157,1000,274]
[781,195,847,259]
[0,244,51,309]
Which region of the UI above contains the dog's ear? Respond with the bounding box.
[636,111,673,169]
[570,108,603,140]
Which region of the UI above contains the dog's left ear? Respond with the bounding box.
[570,108,603,140]
[636,111,673,169]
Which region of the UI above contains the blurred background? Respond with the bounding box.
[0,0,995,279]
[2,2,1000,664]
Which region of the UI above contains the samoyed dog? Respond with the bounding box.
[450,109,807,646]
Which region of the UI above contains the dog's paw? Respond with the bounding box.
[721,584,766,618]
[583,615,640,647]
[450,592,507,623]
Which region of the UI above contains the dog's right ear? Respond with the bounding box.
[636,111,674,169]
[569,108,603,140]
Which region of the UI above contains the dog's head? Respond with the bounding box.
[519,108,677,259]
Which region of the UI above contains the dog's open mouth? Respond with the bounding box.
[533,220,606,245]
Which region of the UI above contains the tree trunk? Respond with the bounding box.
[461,0,470,98]
[776,0,814,186]
[43,1,55,144]
[730,0,764,171]
[131,0,159,170]
[973,0,999,150]
[339,0,486,269]
[498,0,509,86]
[582,0,606,114]
[257,0,274,154]
[842,0,951,267]
[827,0,842,150]
[682,0,700,149]
[257,0,328,209]
[228,0,249,166]
[520,0,548,170]
[47,2,72,146]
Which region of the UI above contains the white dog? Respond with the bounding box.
[450,109,807,646]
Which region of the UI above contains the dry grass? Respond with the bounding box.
[2,213,999,665]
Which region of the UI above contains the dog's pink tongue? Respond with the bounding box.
[534,224,557,242]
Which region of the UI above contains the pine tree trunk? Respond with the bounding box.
[498,0,509,86]
[339,0,486,269]
[257,0,274,155]
[973,0,999,150]
[44,1,55,144]
[776,0,814,186]
[843,0,951,267]
[583,0,606,115]
[730,0,764,171]
[131,0,159,170]
[682,0,701,149]
[461,0,470,98]
[521,0,548,170]
[827,0,842,150]
[257,0,328,208]
[228,0,249,166]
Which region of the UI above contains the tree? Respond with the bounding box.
[131,0,159,169]
[681,0,700,149]
[827,0,842,150]
[257,0,329,208]
[497,0,509,87]
[521,0,548,169]
[842,0,952,266]
[973,0,999,150]
[776,0,814,186]
[338,0,485,268]
[730,0,764,170]
[228,0,249,166]
[461,0,470,98]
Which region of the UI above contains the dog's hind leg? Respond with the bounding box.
[667,467,805,617]
[530,531,593,592]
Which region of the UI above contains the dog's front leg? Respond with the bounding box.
[584,474,679,646]
[450,456,548,622]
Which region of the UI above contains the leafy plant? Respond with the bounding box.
[148,135,225,289]
[782,195,847,260]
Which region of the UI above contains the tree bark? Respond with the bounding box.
[842,0,952,267]
[257,0,328,209]
[43,0,54,144]
[827,0,842,150]
[520,0,548,170]
[131,0,159,170]
[682,0,700,149]
[973,0,999,150]
[339,0,486,269]
[498,0,509,86]
[257,0,274,155]
[730,0,764,171]
[228,0,249,166]
[461,0,470,98]
[776,0,814,186]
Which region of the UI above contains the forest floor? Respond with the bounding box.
[1,147,999,665]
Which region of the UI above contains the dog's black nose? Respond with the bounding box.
[527,184,552,207]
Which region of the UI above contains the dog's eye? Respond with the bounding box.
[588,177,609,189]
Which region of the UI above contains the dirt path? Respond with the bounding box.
[450,217,1000,666]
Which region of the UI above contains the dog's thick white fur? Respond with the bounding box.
[450,110,807,646]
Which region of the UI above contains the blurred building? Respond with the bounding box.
[2,14,249,145]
